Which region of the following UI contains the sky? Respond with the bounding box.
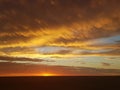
[0,0,120,76]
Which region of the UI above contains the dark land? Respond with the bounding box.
[0,76,120,90]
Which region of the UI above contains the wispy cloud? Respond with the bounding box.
[0,56,43,63]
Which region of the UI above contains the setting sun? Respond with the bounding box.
[40,73,57,76]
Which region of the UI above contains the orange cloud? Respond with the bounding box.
[0,0,120,63]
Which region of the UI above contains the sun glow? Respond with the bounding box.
[40,73,57,76]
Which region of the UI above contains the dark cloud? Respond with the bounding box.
[0,56,43,62]
[74,66,120,75]
[53,49,72,54]
[0,0,120,46]
[106,57,119,60]
[0,47,35,55]
[102,62,111,66]
[101,49,120,56]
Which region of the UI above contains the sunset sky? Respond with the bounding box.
[0,0,120,76]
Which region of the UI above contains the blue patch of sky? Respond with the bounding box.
[89,35,120,46]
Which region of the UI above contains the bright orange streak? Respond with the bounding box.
[40,73,57,76]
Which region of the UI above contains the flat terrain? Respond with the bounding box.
[0,76,120,90]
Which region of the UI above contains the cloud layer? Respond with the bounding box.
[0,0,120,76]
[0,0,120,56]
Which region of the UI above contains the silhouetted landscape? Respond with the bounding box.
[0,76,120,90]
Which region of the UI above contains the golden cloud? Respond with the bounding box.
[0,0,120,57]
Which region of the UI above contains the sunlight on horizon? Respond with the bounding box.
[40,73,58,76]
